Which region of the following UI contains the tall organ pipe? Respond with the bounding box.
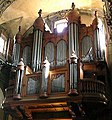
[95,29,101,59]
[32,9,44,72]
[69,23,79,56]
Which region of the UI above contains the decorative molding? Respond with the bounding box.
[0,0,16,17]
[103,0,112,34]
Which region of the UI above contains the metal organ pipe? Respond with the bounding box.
[5,35,10,60]
[13,43,20,66]
[39,31,43,69]
[36,30,40,71]
[32,30,43,72]
[71,23,74,53]
[32,30,37,72]
[31,32,35,71]
[95,28,102,60]
[68,23,79,57]
[69,24,72,57]
[74,24,76,52]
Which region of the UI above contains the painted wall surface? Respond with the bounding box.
[81,14,93,26]
[108,41,112,84]
[0,88,4,120]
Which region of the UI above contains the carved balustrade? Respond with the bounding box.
[78,79,105,94]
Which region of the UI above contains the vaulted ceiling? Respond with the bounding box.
[0,0,104,37]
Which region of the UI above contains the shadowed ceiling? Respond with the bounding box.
[0,0,104,37]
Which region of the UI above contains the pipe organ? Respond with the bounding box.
[4,3,109,120]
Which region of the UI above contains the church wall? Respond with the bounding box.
[81,14,93,26]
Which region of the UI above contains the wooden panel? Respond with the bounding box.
[51,74,65,93]
[27,76,41,95]
[48,68,68,94]
[82,63,96,71]
[21,73,42,96]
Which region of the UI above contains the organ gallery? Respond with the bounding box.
[2,2,112,120]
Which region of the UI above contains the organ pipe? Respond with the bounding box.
[5,34,10,60]
[12,42,20,66]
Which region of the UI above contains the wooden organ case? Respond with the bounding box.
[4,3,110,120]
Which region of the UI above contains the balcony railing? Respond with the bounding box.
[5,79,106,100]
[78,79,105,95]
[5,85,14,98]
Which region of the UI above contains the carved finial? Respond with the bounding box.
[17,58,24,70]
[71,2,75,10]
[71,50,78,59]
[19,26,21,32]
[45,56,47,60]
[95,11,98,17]
[43,56,49,64]
[38,9,42,17]
[15,26,22,43]
[20,58,23,62]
